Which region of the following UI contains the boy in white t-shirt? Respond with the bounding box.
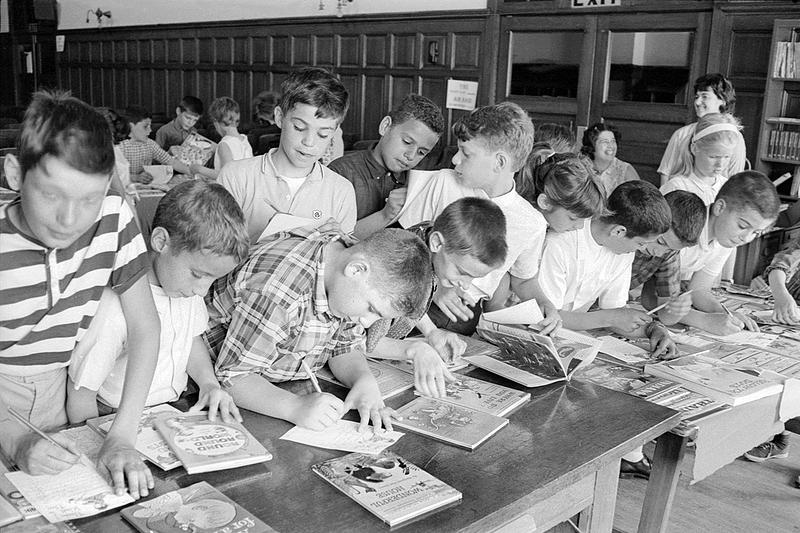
[67,181,250,423]
[674,171,780,335]
[398,102,560,338]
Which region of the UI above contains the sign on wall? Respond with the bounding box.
[572,0,620,8]
[446,79,478,111]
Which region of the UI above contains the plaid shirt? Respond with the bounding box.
[630,249,681,298]
[204,228,365,387]
[119,138,172,175]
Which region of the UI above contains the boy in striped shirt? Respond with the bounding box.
[0,91,159,499]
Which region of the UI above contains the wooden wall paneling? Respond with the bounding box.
[100,68,113,106]
[292,35,312,66]
[182,38,196,64]
[315,35,335,67]
[232,71,249,116]
[338,73,363,138]
[390,75,415,109]
[393,34,417,68]
[167,39,181,63]
[252,35,269,64]
[453,32,481,69]
[198,38,213,64]
[272,35,290,66]
[197,71,215,113]
[339,35,360,67]
[101,41,113,63]
[215,70,233,100]
[113,40,126,63]
[216,37,232,65]
[363,75,387,137]
[127,40,140,63]
[152,39,165,64]
[79,65,92,103]
[113,69,128,110]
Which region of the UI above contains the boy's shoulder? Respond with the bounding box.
[318,164,356,195]
[328,148,372,172]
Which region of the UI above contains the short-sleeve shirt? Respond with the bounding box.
[658,123,747,178]
[328,146,407,220]
[661,172,725,207]
[214,134,253,170]
[630,249,681,298]
[205,228,366,388]
[119,138,173,175]
[0,193,149,376]
[155,119,195,151]
[218,149,357,243]
[539,221,634,311]
[678,222,733,281]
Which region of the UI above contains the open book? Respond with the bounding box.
[469,320,600,387]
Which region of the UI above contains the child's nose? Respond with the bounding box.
[58,201,79,227]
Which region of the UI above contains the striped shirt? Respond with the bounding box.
[205,228,365,388]
[0,193,149,375]
[119,138,172,175]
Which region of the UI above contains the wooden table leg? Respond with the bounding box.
[637,432,687,533]
[580,460,621,533]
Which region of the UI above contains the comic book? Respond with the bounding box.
[415,374,530,417]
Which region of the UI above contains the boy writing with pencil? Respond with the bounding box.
[205,228,432,432]
[0,91,158,498]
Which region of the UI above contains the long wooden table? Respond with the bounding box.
[72,372,680,533]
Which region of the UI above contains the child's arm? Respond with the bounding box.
[610,321,678,360]
[678,271,757,333]
[151,141,191,176]
[66,381,100,424]
[353,188,407,240]
[186,337,241,423]
[370,336,454,398]
[329,350,396,433]
[189,163,219,181]
[559,307,651,332]
[769,269,800,324]
[104,275,159,499]
[509,275,562,335]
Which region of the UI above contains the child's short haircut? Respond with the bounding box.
[355,228,432,317]
[122,105,152,126]
[179,95,204,116]
[518,152,605,219]
[716,171,780,221]
[665,190,706,246]
[388,94,445,136]
[534,122,576,153]
[97,107,130,144]
[152,180,250,263]
[279,67,349,122]
[253,90,279,119]
[18,90,115,178]
[453,102,534,172]
[208,97,241,128]
[694,73,736,114]
[601,180,671,238]
[433,197,507,268]
[675,112,741,177]
[580,122,619,159]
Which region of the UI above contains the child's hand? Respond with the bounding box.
[14,432,81,476]
[188,162,204,176]
[733,311,759,332]
[97,434,153,499]
[342,377,397,433]
[607,308,651,332]
[381,187,407,222]
[659,293,693,323]
[773,293,800,324]
[132,171,153,185]
[538,304,563,336]
[750,276,769,291]
[289,392,344,431]
[191,384,242,424]
[406,341,456,398]
[433,285,473,322]
[646,323,678,360]
[425,328,466,361]
[702,313,743,335]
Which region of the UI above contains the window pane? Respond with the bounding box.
[607,31,693,103]
[509,32,583,98]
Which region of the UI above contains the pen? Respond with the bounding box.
[300,358,323,394]
[6,407,79,460]
[646,290,693,316]
[720,303,735,319]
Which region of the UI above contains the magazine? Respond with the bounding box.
[311,450,461,528]
[171,132,216,167]
[469,320,600,387]
[416,374,530,416]
[316,360,415,400]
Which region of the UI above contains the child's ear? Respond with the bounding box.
[429,231,445,253]
[378,116,393,137]
[494,151,509,172]
[711,198,726,216]
[175,107,182,117]
[536,193,552,212]
[273,106,284,129]
[344,258,370,278]
[3,154,21,191]
[149,226,171,253]
[610,224,628,239]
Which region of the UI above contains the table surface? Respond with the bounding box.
[73,370,680,533]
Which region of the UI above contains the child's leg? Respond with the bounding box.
[66,378,100,424]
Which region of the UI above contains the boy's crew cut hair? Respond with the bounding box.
[279,67,349,122]
[601,180,671,238]
[716,171,780,221]
[534,122,576,154]
[179,95,204,116]
[152,180,250,263]
[208,97,241,128]
[121,105,152,126]
[694,73,736,113]
[580,122,619,159]
[433,197,507,268]
[518,152,606,219]
[388,94,445,135]
[664,190,707,246]
[452,101,534,172]
[18,90,115,178]
[356,229,433,317]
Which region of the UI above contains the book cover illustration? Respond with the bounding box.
[154,412,272,474]
[417,374,530,417]
[573,358,646,393]
[88,404,182,470]
[316,360,414,400]
[121,481,276,533]
[392,396,508,450]
[311,450,461,528]
[171,132,216,166]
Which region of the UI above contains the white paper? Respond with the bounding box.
[483,299,544,325]
[257,213,321,243]
[280,419,403,454]
[142,164,173,185]
[713,330,778,347]
[446,79,478,111]
[597,335,650,364]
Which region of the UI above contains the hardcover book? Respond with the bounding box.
[644,354,783,406]
[667,391,730,423]
[392,396,508,450]
[316,360,414,400]
[469,321,599,387]
[154,412,272,474]
[0,461,40,519]
[121,481,276,533]
[87,404,182,470]
[311,450,461,528]
[416,374,530,417]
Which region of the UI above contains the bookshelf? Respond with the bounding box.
[757,19,800,197]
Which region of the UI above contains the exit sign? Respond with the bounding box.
[572,0,620,7]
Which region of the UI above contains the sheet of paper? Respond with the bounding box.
[280,419,404,454]
[5,461,133,522]
[482,299,544,325]
[257,213,322,242]
[713,330,778,347]
[597,335,650,364]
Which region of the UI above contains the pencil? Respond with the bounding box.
[6,407,79,459]
[720,303,735,319]
[646,290,693,316]
[300,358,322,393]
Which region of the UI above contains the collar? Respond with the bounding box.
[263,148,323,182]
[365,144,405,184]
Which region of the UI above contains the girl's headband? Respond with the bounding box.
[692,123,740,143]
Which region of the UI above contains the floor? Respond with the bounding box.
[613,433,800,533]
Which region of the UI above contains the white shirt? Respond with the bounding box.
[679,222,733,281]
[214,134,253,170]
[69,285,209,407]
[539,221,634,311]
[661,171,726,206]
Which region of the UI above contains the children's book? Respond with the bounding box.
[154,412,272,474]
[596,335,651,365]
[172,132,216,166]
[311,450,462,528]
[644,354,784,406]
[0,461,40,519]
[316,360,415,400]
[416,374,530,417]
[469,321,599,388]
[121,481,276,533]
[0,494,22,527]
[87,404,183,470]
[392,396,508,450]
[666,391,730,423]
[573,358,646,393]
